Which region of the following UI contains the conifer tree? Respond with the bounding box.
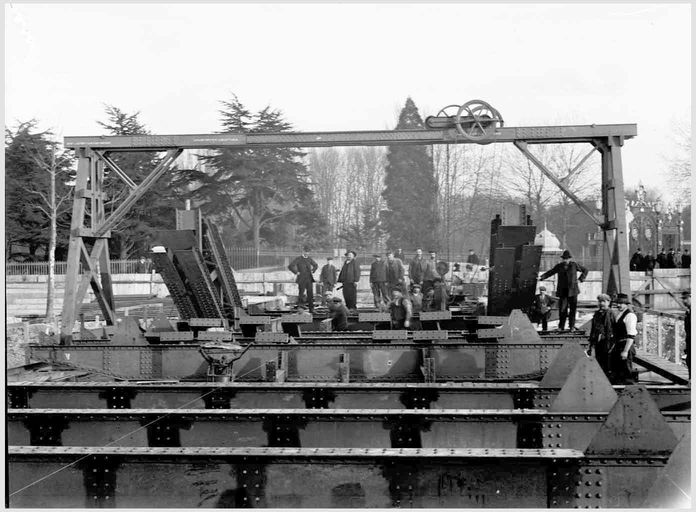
[98,105,176,258]
[381,97,439,250]
[174,95,328,251]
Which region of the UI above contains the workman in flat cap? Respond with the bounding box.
[587,293,614,378]
[608,293,638,384]
[288,246,318,313]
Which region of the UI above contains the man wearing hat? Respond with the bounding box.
[338,250,361,311]
[608,293,638,384]
[408,283,424,330]
[319,256,338,306]
[386,251,405,293]
[388,288,413,330]
[588,294,615,378]
[370,254,389,308]
[288,247,318,313]
[530,286,556,332]
[539,249,588,331]
[408,248,426,289]
[327,296,351,331]
[421,250,439,294]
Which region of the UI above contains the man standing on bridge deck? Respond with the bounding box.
[539,249,588,331]
[608,293,638,384]
[288,247,318,313]
[319,256,338,305]
[587,293,615,378]
[338,250,361,311]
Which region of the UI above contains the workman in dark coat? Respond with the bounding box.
[644,251,656,272]
[681,249,691,269]
[430,277,449,311]
[539,250,588,331]
[319,257,338,305]
[466,250,480,265]
[288,247,318,313]
[421,250,439,294]
[338,250,361,311]
[369,254,389,308]
[656,248,667,268]
[386,251,405,293]
[630,249,644,271]
[388,288,412,330]
[608,293,638,385]
[408,248,426,288]
[327,296,351,331]
[587,293,615,378]
[530,286,556,332]
[666,248,677,268]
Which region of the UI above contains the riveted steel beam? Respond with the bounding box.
[7,408,689,451]
[64,124,637,150]
[8,382,687,412]
[11,445,682,509]
[29,342,588,381]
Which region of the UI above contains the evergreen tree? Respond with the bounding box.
[97,105,177,258]
[174,95,328,251]
[380,98,439,250]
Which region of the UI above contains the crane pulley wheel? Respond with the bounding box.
[454,100,504,144]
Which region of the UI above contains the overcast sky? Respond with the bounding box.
[5,3,692,202]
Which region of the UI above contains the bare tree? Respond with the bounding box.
[29,149,74,323]
[503,143,599,234]
[433,143,506,259]
[666,123,691,204]
[308,146,387,248]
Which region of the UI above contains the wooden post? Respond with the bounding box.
[656,315,663,358]
[673,318,680,364]
[641,314,648,350]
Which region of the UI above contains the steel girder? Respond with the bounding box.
[7,446,673,509]
[28,342,586,382]
[7,382,689,412]
[7,408,689,451]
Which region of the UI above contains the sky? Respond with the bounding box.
[4,2,692,202]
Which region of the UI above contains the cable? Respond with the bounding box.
[9,355,277,498]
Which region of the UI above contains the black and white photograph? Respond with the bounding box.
[4,2,692,509]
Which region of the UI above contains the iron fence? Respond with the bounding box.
[6,249,483,275]
[6,259,149,276]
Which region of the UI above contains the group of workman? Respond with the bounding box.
[288,247,481,330]
[629,247,690,271]
[530,249,692,384]
[290,246,691,385]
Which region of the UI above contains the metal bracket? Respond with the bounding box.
[234,463,267,508]
[8,387,31,409]
[98,388,137,409]
[82,454,119,508]
[263,416,306,447]
[517,421,543,448]
[399,388,439,409]
[385,418,426,448]
[202,388,237,409]
[25,416,68,446]
[302,387,337,409]
[145,418,191,447]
